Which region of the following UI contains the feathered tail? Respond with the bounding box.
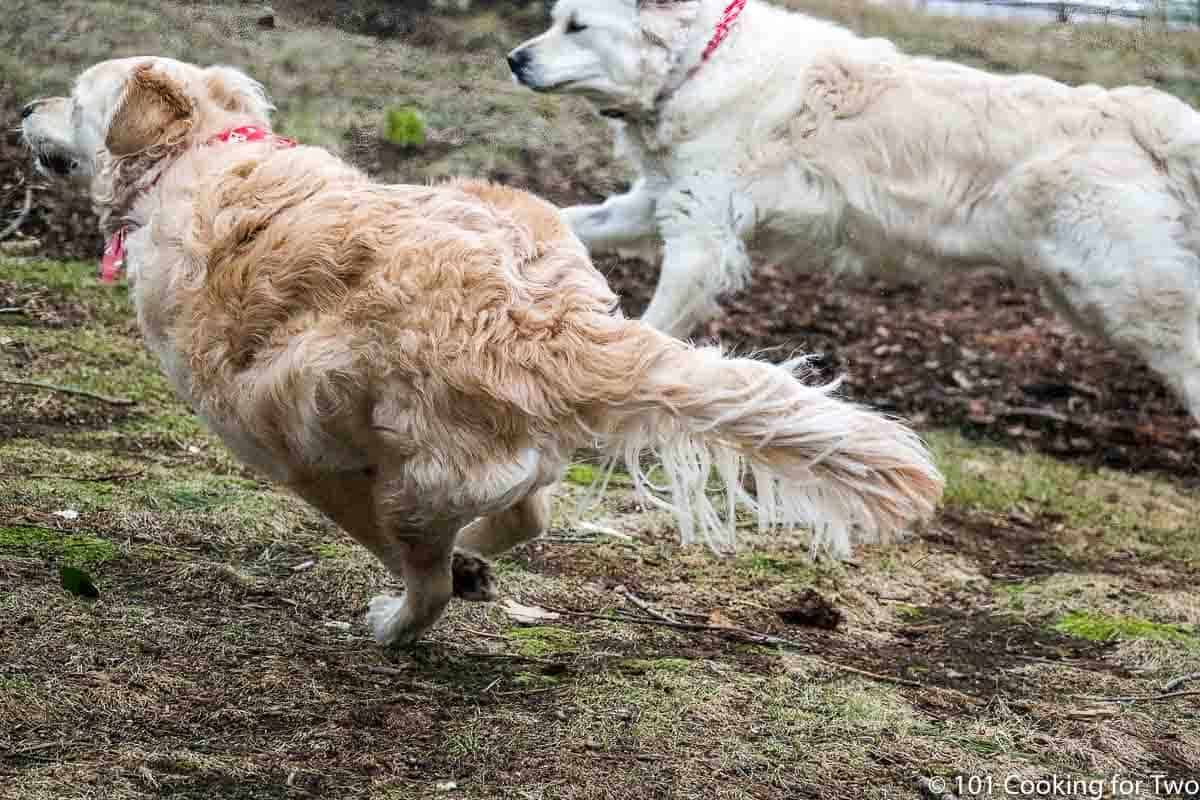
[581,323,943,557]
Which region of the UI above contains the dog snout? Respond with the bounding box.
[507,49,531,80]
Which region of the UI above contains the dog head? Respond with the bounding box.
[508,0,701,115]
[21,56,273,187]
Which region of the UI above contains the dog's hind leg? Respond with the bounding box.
[455,485,553,558]
[1026,161,1200,423]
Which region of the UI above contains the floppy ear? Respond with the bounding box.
[203,65,274,122]
[105,62,194,157]
[637,0,700,49]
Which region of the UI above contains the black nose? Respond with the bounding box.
[21,102,37,119]
[507,50,530,76]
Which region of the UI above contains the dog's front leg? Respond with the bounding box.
[640,182,755,338]
[563,178,659,253]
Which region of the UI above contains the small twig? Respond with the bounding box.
[994,404,1070,425]
[1163,672,1200,692]
[617,586,678,623]
[0,186,33,241]
[459,626,507,641]
[586,751,665,763]
[0,238,40,255]
[871,594,914,603]
[0,378,136,406]
[1070,690,1200,704]
[0,307,25,315]
[453,649,565,667]
[541,602,922,688]
[494,685,561,697]
[1011,654,1081,666]
[366,665,410,677]
[6,470,144,483]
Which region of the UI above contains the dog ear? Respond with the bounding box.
[203,65,275,122]
[105,62,194,157]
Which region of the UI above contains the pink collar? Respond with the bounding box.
[206,124,298,149]
[99,125,298,283]
[644,0,748,115]
[699,0,748,65]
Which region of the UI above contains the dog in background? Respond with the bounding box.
[510,0,1200,423]
[22,57,941,646]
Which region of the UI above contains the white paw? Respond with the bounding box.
[366,594,408,645]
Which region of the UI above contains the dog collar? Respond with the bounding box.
[206,125,298,149]
[99,125,298,283]
[648,0,748,116]
[699,0,748,65]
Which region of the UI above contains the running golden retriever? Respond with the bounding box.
[21,57,941,645]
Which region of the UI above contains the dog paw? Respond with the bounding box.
[366,594,415,646]
[451,550,498,602]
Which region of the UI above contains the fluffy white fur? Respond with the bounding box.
[510,0,1200,422]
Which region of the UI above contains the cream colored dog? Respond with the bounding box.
[510,0,1200,422]
[22,57,941,646]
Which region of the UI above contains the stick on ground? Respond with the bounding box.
[0,186,33,241]
[1162,672,1200,692]
[1070,690,1200,704]
[6,470,145,483]
[540,601,922,688]
[0,378,136,407]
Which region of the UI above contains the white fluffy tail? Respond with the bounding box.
[587,325,943,557]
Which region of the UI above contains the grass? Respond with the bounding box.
[930,429,1200,567]
[0,525,120,564]
[3,1,1200,797]
[503,625,581,657]
[1053,611,1198,646]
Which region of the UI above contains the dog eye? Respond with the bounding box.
[566,18,588,33]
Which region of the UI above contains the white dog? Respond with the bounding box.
[22,57,942,646]
[509,0,1200,422]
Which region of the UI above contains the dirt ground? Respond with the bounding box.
[2,2,1199,798]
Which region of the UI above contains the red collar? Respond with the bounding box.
[699,0,748,64]
[99,125,298,283]
[649,0,748,111]
[206,124,298,149]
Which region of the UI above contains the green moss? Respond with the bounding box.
[1053,612,1197,646]
[0,526,119,565]
[735,552,821,580]
[0,674,33,691]
[564,463,600,486]
[929,430,1116,526]
[316,542,356,559]
[999,582,1030,611]
[504,626,579,658]
[894,604,924,621]
[383,106,426,148]
[511,670,562,688]
[563,462,636,488]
